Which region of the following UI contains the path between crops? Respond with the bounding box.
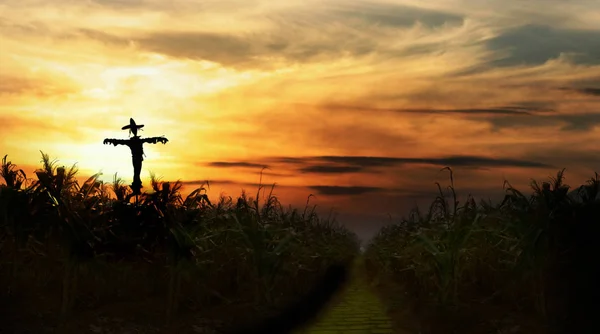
[295,257,397,334]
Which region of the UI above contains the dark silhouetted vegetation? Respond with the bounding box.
[4,151,599,334]
[365,167,600,334]
[0,153,359,333]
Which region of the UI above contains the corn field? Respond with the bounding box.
[364,167,600,333]
[0,153,360,333]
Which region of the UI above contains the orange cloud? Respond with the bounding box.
[1,0,599,239]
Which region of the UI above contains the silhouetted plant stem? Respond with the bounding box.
[61,258,77,319]
[165,257,182,326]
[165,263,175,325]
[535,268,548,320]
[9,239,19,296]
[174,264,182,314]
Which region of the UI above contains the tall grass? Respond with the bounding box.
[0,152,359,331]
[365,167,600,333]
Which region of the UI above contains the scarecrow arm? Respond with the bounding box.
[142,136,169,145]
[103,138,129,146]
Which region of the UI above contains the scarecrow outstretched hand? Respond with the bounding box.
[103,138,128,146]
[143,136,169,145]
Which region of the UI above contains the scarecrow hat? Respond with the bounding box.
[121,118,144,136]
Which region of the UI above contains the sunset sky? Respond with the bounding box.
[1,0,599,239]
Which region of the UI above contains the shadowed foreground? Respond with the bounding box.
[237,257,396,334]
[228,261,353,334]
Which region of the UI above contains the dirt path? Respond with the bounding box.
[295,257,396,334]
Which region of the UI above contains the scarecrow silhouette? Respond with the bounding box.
[103,118,168,195]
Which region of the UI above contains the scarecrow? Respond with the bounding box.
[103,118,168,195]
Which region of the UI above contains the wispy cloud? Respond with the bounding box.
[484,113,600,132]
[485,25,600,67]
[206,161,269,169]
[563,87,600,97]
[330,1,464,29]
[322,104,544,115]
[299,165,365,174]
[0,74,78,98]
[2,0,600,238]
[307,185,385,196]
[208,154,552,176]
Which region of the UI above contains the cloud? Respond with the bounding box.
[497,101,556,113]
[314,156,401,168]
[529,149,600,168]
[135,32,258,68]
[206,161,269,169]
[484,113,600,132]
[0,18,46,37]
[130,26,390,70]
[74,28,132,47]
[270,157,307,165]
[571,87,600,97]
[299,165,365,174]
[485,24,600,67]
[220,106,418,156]
[88,0,150,10]
[322,104,542,115]
[181,179,262,188]
[553,114,600,131]
[61,26,372,70]
[328,2,464,29]
[0,75,77,98]
[316,155,551,168]
[249,170,292,177]
[0,113,90,146]
[211,154,553,174]
[307,185,385,196]
[43,1,471,70]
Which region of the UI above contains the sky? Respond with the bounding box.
[1,0,599,239]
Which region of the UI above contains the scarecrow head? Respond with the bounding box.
[121,118,145,137]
